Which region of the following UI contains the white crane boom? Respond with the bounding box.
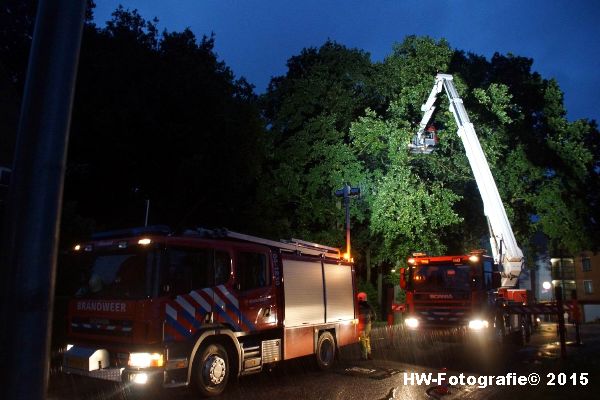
[415,74,523,287]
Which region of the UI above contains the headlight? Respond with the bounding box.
[405,317,419,329]
[468,319,489,330]
[129,352,164,368]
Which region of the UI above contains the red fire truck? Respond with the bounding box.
[399,251,536,342]
[400,252,511,330]
[62,226,358,396]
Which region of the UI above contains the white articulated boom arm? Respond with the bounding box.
[417,74,524,287]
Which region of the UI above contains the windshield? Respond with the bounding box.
[75,249,156,299]
[412,264,473,292]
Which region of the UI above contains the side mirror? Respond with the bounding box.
[399,268,406,289]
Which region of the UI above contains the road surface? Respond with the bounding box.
[48,323,600,399]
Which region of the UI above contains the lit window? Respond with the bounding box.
[584,280,593,294]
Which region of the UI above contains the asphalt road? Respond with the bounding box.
[48,323,600,400]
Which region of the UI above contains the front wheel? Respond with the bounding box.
[192,343,230,397]
[315,331,336,370]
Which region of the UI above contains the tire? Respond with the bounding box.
[192,343,230,397]
[315,331,336,370]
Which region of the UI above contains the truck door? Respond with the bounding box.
[165,246,241,335]
[163,246,214,341]
[234,249,277,332]
[210,248,242,330]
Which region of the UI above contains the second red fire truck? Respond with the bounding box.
[399,251,531,339]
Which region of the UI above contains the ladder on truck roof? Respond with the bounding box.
[185,228,342,259]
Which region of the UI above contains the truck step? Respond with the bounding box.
[242,345,260,360]
[243,357,262,370]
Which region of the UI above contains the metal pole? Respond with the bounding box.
[335,185,359,259]
[344,185,350,257]
[144,199,150,227]
[555,286,567,359]
[571,289,581,346]
[0,1,87,399]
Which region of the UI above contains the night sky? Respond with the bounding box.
[93,0,600,123]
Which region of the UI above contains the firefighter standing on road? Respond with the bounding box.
[358,292,375,360]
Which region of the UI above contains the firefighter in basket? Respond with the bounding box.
[357,292,376,360]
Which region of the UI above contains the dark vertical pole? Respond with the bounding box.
[571,289,581,346]
[497,305,506,342]
[335,185,359,259]
[144,199,150,227]
[344,185,350,257]
[0,1,87,399]
[555,286,567,359]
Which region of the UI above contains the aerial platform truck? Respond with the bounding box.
[401,74,569,343]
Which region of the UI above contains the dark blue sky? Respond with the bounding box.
[93,0,600,122]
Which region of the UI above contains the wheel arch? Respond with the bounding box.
[187,329,242,384]
[314,325,339,353]
[314,328,337,369]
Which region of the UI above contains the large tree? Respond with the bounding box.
[4,0,597,261]
[351,36,463,263]
[64,6,266,238]
[262,35,600,274]
[257,41,377,248]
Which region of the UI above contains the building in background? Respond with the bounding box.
[574,251,600,322]
[551,256,576,301]
[532,226,600,322]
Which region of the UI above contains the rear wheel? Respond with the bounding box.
[315,331,336,370]
[192,343,230,397]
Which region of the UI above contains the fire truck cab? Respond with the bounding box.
[62,226,358,396]
[400,251,501,331]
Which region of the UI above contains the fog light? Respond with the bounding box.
[131,373,148,385]
[468,319,489,330]
[405,317,419,329]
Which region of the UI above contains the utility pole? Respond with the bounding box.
[334,185,360,259]
[555,285,567,359]
[144,199,150,227]
[571,289,581,346]
[0,1,87,399]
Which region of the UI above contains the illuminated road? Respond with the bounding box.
[48,323,600,400]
